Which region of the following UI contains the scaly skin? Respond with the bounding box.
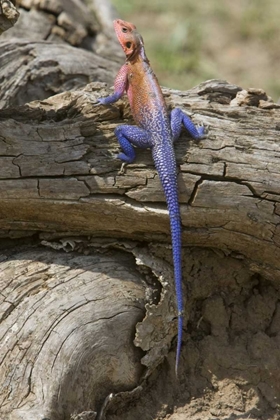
[98,19,206,375]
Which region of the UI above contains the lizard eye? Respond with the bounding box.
[126,42,132,48]
[122,27,128,33]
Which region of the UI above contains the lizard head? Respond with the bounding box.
[113,19,143,59]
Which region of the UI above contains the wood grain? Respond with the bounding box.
[0,80,279,281]
[1,2,280,419]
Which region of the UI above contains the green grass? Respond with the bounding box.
[110,0,280,100]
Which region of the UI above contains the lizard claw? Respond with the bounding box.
[95,98,107,106]
[196,123,209,139]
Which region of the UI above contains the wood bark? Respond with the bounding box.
[0,81,279,282]
[0,0,19,34]
[1,1,280,420]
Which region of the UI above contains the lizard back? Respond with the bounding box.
[126,59,171,139]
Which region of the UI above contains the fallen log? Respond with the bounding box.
[1,1,280,419]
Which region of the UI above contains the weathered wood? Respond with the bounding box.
[0,245,146,419]
[0,77,279,418]
[0,0,19,34]
[1,2,280,418]
[0,40,120,109]
[2,241,280,420]
[2,0,120,53]
[0,80,279,283]
[0,0,121,109]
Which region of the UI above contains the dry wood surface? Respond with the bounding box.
[1,1,280,420]
[0,80,279,282]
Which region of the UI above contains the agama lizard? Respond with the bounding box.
[98,19,206,375]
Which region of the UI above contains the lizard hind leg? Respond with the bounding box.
[170,107,207,142]
[114,125,153,163]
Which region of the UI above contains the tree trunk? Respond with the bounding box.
[1,2,280,420]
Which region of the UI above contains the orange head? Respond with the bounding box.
[113,19,144,59]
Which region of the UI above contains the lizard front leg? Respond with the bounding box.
[98,64,128,105]
[170,107,206,142]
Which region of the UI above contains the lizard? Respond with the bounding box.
[98,19,206,375]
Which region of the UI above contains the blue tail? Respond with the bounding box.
[169,212,183,376]
[152,146,184,375]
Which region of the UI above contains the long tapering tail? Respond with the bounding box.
[153,146,184,375]
[169,212,183,376]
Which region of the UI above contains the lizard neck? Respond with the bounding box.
[126,45,149,66]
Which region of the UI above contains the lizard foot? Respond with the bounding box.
[196,123,209,139]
